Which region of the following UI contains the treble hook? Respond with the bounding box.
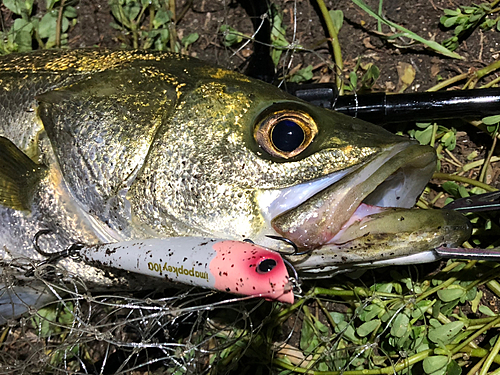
[265,235,312,256]
[26,229,84,277]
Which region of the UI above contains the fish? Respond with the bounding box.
[0,49,471,322]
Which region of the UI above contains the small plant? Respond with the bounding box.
[344,59,380,92]
[109,0,198,51]
[440,3,500,52]
[0,0,77,53]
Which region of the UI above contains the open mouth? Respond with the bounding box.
[268,141,437,249]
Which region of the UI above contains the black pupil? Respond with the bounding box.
[256,259,277,274]
[271,120,305,152]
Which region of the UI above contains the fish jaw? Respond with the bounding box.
[287,208,472,278]
[270,141,437,248]
[253,140,472,274]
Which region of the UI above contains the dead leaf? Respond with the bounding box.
[385,81,396,92]
[363,37,376,49]
[396,62,416,93]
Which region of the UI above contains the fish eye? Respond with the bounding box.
[256,258,277,274]
[254,110,318,159]
[272,120,304,152]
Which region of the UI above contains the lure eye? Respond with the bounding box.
[256,258,277,274]
[254,110,318,159]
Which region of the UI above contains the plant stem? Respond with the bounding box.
[168,0,177,52]
[274,348,434,374]
[315,0,343,94]
[478,334,500,375]
[427,73,468,92]
[416,261,477,303]
[451,315,500,355]
[479,126,498,183]
[55,0,66,48]
[432,173,498,192]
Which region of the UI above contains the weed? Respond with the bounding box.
[440,2,500,52]
[109,0,198,51]
[0,0,77,53]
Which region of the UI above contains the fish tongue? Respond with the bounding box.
[271,144,436,249]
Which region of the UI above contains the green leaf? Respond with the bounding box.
[437,286,465,302]
[14,30,33,51]
[329,9,343,32]
[335,321,359,343]
[123,3,141,21]
[359,304,384,322]
[329,312,345,324]
[414,126,433,145]
[24,0,34,14]
[412,300,433,320]
[46,0,57,10]
[13,18,33,32]
[443,8,460,16]
[443,16,459,28]
[4,0,23,15]
[182,32,199,48]
[428,321,464,344]
[357,319,380,337]
[375,282,393,293]
[390,313,409,338]
[38,11,58,39]
[442,181,462,197]
[290,65,314,83]
[220,25,244,47]
[478,305,496,317]
[470,289,483,313]
[423,356,449,375]
[482,114,500,125]
[441,130,456,150]
[447,359,462,375]
[153,8,170,28]
[299,318,317,353]
[63,5,78,19]
[349,71,358,89]
[416,122,432,129]
[465,286,477,302]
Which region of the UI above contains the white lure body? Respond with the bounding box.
[79,237,294,303]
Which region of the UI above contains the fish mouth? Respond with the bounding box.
[259,141,471,275]
[270,141,437,248]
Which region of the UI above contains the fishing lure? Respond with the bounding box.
[32,235,295,304]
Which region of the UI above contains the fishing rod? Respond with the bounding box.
[240,0,500,124]
[284,83,500,124]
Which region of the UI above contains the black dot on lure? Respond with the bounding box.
[256,258,277,274]
[271,120,304,152]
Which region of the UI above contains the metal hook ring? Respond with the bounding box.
[265,235,312,256]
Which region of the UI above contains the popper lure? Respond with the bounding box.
[74,237,294,304]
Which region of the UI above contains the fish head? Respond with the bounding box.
[130,62,471,275]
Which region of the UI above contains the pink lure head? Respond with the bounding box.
[210,240,294,304]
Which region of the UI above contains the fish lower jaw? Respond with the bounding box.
[270,143,437,249]
[285,208,472,277]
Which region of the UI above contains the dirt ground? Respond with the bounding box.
[69,0,500,89]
